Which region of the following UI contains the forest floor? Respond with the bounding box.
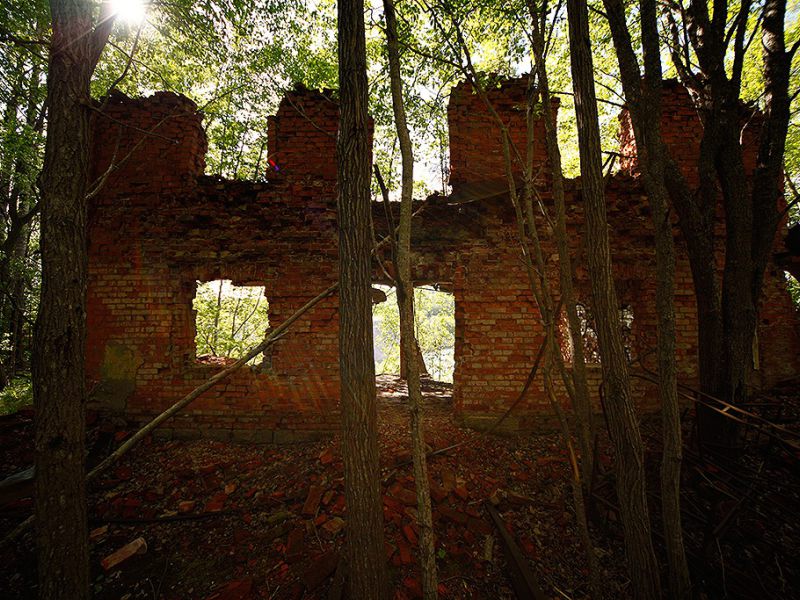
[0,376,630,599]
[0,376,798,599]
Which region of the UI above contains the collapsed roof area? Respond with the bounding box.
[85,78,800,441]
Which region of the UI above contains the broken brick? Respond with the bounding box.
[397,539,413,565]
[205,578,253,600]
[403,576,423,598]
[204,492,227,513]
[439,507,469,525]
[390,485,417,506]
[100,537,147,571]
[441,470,456,494]
[321,516,345,536]
[285,527,304,563]
[402,523,418,545]
[302,485,324,516]
[319,448,334,465]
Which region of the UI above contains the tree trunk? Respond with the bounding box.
[399,336,429,380]
[565,0,662,597]
[33,2,113,597]
[603,0,691,593]
[381,1,439,596]
[663,0,794,447]
[336,0,389,597]
[34,2,95,597]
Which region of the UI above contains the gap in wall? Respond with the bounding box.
[372,283,455,382]
[193,279,269,366]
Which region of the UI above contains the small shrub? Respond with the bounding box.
[0,377,33,416]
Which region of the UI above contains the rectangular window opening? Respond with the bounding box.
[193,279,269,367]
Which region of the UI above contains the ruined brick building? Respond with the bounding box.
[86,78,800,441]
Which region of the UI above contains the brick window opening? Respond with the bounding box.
[560,303,634,364]
[193,279,269,366]
[372,284,456,382]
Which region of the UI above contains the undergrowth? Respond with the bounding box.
[0,377,33,416]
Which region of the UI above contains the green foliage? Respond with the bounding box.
[193,280,270,362]
[0,0,47,375]
[373,286,455,382]
[92,0,339,179]
[0,376,33,416]
[787,273,800,308]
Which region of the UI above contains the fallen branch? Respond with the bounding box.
[90,510,236,525]
[486,501,548,600]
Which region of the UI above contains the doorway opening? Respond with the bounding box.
[372,284,455,382]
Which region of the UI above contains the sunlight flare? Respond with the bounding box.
[110,0,147,25]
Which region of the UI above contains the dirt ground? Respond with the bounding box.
[0,376,634,599]
[1,376,798,599]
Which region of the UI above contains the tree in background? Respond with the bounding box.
[374,287,455,382]
[566,0,661,596]
[193,280,269,362]
[0,1,47,389]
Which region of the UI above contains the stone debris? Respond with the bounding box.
[1,376,633,598]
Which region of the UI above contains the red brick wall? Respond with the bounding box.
[447,78,557,192]
[88,89,343,442]
[86,80,800,440]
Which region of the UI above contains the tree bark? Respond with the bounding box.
[33,2,113,597]
[565,0,662,597]
[381,1,438,596]
[34,2,95,598]
[603,0,691,594]
[664,0,794,445]
[399,336,429,380]
[337,0,389,597]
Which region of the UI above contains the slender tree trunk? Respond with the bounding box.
[526,0,594,488]
[212,278,223,354]
[337,0,389,596]
[565,0,661,597]
[400,336,429,380]
[543,364,601,598]
[381,1,438,596]
[603,0,692,594]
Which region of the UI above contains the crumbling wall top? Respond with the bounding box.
[618,79,762,182]
[90,90,207,199]
[447,77,558,192]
